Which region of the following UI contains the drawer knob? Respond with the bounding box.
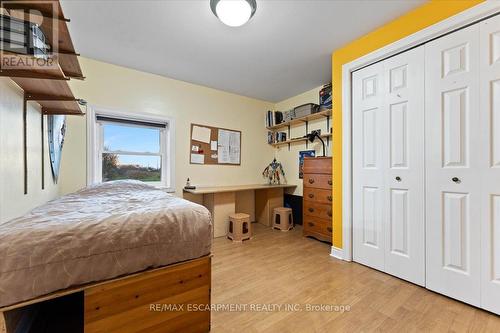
[308,222,315,227]
[308,179,315,184]
[328,180,332,185]
[327,227,332,233]
[327,195,332,201]
[308,208,314,213]
[308,193,314,199]
[327,210,332,217]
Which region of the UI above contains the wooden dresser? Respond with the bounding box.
[303,157,332,242]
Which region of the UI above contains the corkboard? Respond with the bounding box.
[189,123,241,165]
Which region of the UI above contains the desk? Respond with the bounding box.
[183,184,296,238]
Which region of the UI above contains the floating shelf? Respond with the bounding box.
[271,133,332,148]
[266,109,331,131]
[0,51,67,79]
[0,1,85,115]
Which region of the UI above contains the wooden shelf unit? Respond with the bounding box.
[1,0,84,79]
[0,0,85,115]
[267,109,332,150]
[266,109,331,131]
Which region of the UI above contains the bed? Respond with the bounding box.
[0,180,212,333]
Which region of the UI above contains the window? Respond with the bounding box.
[88,109,175,191]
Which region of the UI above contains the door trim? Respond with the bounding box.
[340,2,500,262]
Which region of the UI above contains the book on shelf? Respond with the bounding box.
[267,131,287,144]
[265,110,284,128]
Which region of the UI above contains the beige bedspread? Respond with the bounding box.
[0,180,212,308]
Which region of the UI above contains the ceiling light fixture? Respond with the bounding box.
[210,0,257,27]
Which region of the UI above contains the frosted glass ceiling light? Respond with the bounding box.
[210,0,257,27]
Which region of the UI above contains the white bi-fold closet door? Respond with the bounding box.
[425,21,482,307]
[352,46,425,286]
[352,14,500,314]
[426,14,500,314]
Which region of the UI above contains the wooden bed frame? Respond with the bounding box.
[0,256,211,333]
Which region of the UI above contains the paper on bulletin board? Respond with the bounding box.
[210,140,218,151]
[218,129,240,164]
[192,125,211,143]
[190,154,205,164]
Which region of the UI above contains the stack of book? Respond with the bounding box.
[265,110,283,128]
[319,83,332,109]
[267,131,287,144]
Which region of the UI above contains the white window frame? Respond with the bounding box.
[87,106,175,192]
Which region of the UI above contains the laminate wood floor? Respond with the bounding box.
[211,224,500,333]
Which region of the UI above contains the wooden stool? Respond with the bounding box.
[227,213,251,242]
[272,207,293,231]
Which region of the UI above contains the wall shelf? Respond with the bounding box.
[0,0,85,194]
[267,109,332,150]
[271,133,332,148]
[0,1,85,116]
[2,0,84,79]
[266,109,331,131]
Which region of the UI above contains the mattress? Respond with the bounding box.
[0,180,212,308]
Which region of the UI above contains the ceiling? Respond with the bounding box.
[60,0,424,102]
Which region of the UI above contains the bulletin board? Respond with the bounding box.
[190,123,241,165]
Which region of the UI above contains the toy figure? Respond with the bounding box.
[262,158,286,185]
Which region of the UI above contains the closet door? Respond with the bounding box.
[353,48,425,281]
[383,47,425,286]
[480,14,500,315]
[352,62,386,271]
[425,24,481,306]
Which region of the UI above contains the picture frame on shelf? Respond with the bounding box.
[298,150,315,179]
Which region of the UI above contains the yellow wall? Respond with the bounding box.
[273,86,331,196]
[60,57,274,197]
[0,78,60,222]
[331,0,484,248]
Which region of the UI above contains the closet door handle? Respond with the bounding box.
[308,178,315,184]
[328,180,333,185]
[308,193,314,199]
[327,195,332,202]
[452,177,461,183]
[327,210,332,217]
[327,227,333,233]
[308,208,314,213]
[395,176,402,182]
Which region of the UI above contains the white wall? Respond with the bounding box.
[59,58,275,196]
[273,86,332,196]
[0,57,329,224]
[0,78,60,222]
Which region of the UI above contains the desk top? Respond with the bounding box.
[183,184,296,195]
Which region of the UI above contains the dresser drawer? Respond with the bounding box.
[303,216,332,241]
[303,174,332,189]
[304,201,332,220]
[303,157,332,174]
[304,188,332,204]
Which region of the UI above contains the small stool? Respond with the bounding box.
[272,207,293,231]
[227,213,251,242]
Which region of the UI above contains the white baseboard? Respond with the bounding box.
[330,246,343,260]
